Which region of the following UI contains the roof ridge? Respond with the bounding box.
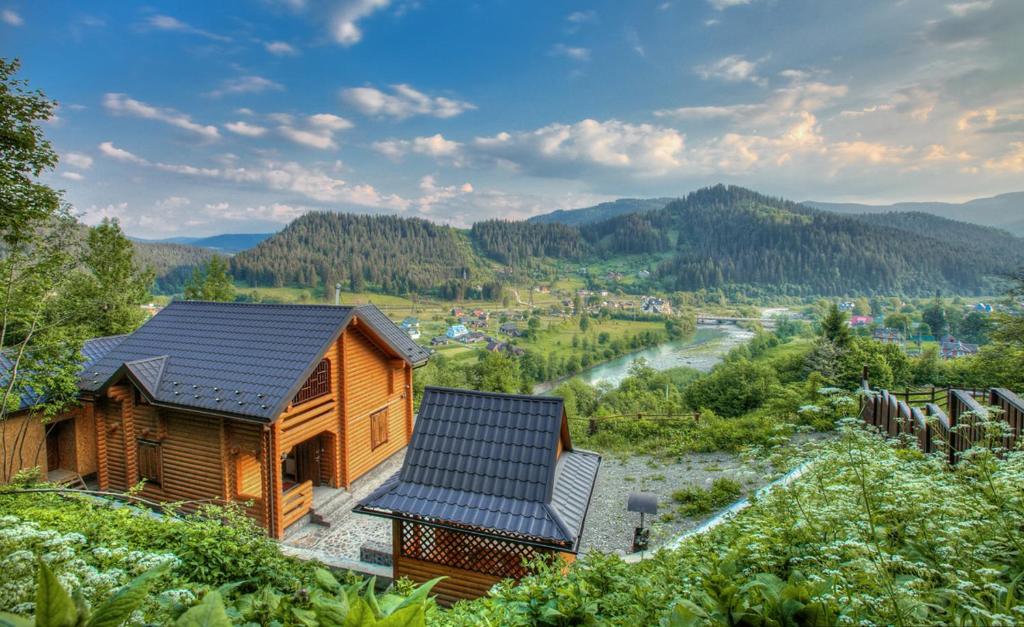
[167,300,354,310]
[423,385,563,403]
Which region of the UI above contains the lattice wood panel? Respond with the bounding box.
[400,522,543,578]
[294,359,331,405]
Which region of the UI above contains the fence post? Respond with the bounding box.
[588,418,597,436]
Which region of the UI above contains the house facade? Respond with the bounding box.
[2,301,429,538]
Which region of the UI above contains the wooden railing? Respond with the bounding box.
[281,480,313,529]
[860,376,1023,464]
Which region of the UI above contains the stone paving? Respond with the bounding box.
[281,450,404,562]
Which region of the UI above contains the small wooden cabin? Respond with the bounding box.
[2,301,429,538]
[355,387,601,605]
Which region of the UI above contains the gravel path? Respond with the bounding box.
[580,451,772,555]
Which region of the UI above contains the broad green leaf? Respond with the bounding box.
[343,597,373,627]
[391,577,444,614]
[363,578,382,618]
[375,604,424,627]
[174,592,231,627]
[0,612,34,627]
[311,596,350,627]
[314,568,341,593]
[87,565,168,627]
[35,560,77,627]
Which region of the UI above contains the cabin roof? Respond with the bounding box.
[79,301,429,422]
[1,334,127,412]
[356,386,601,550]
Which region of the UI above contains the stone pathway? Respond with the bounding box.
[281,450,403,562]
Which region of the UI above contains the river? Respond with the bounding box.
[533,324,756,394]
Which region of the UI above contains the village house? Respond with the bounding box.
[355,387,600,605]
[848,315,874,327]
[940,335,979,359]
[641,296,672,315]
[445,324,469,339]
[399,317,421,340]
[1,301,430,539]
[430,336,450,347]
[872,327,904,345]
[499,322,522,337]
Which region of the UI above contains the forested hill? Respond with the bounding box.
[527,197,674,226]
[225,186,1021,297]
[230,212,486,296]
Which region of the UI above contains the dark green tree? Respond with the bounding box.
[184,255,235,302]
[819,304,852,348]
[77,218,154,335]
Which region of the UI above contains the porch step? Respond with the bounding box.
[308,486,354,527]
[47,469,87,490]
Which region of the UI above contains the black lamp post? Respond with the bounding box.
[627,492,658,553]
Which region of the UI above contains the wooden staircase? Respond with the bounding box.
[47,469,87,490]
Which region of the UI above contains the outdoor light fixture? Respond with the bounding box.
[627,492,658,553]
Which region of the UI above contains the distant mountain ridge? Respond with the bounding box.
[132,232,274,254]
[804,192,1024,236]
[528,197,675,226]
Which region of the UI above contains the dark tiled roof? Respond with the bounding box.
[353,305,431,365]
[1,335,126,412]
[357,387,601,549]
[80,301,427,422]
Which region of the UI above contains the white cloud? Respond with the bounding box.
[567,10,597,23]
[99,141,148,164]
[61,172,85,181]
[103,93,220,140]
[81,202,130,226]
[276,114,354,150]
[946,1,993,17]
[331,0,390,46]
[341,83,476,119]
[225,121,268,137]
[708,0,752,9]
[143,14,230,41]
[205,202,230,211]
[63,152,94,169]
[155,196,191,210]
[264,41,298,56]
[551,44,591,62]
[309,113,353,131]
[416,175,474,213]
[206,75,284,98]
[984,142,1024,173]
[372,133,463,161]
[472,119,686,177]
[695,55,764,84]
[1,9,23,26]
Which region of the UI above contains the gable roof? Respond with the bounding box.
[79,301,429,422]
[356,386,601,550]
[1,335,127,412]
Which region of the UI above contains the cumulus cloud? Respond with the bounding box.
[708,0,753,10]
[472,119,686,177]
[225,121,268,137]
[143,14,230,41]
[984,142,1024,172]
[695,55,765,84]
[1,9,23,26]
[331,0,390,46]
[99,141,148,164]
[103,93,220,140]
[341,84,476,119]
[61,172,85,181]
[264,41,298,55]
[275,114,354,150]
[206,75,284,98]
[63,152,94,169]
[372,133,463,162]
[416,175,474,213]
[567,10,596,23]
[551,44,591,62]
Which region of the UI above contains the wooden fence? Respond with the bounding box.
[860,374,1024,464]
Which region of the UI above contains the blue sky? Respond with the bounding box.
[3,0,1022,237]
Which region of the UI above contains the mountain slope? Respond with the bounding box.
[804,192,1024,235]
[528,197,674,226]
[133,232,273,253]
[132,242,216,294]
[847,212,1023,260]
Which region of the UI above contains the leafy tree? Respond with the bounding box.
[959,311,993,344]
[819,304,852,348]
[579,315,590,332]
[473,351,525,393]
[184,255,234,302]
[73,218,154,336]
[922,299,947,337]
[0,58,85,481]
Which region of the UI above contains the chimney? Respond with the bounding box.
[335,283,342,306]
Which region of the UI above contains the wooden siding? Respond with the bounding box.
[396,554,504,607]
[279,340,343,486]
[0,412,45,483]
[344,324,411,484]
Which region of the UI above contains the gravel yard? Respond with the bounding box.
[580,451,772,555]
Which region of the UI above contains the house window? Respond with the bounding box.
[137,440,162,486]
[370,408,389,450]
[293,359,331,405]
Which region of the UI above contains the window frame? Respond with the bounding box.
[293,358,332,405]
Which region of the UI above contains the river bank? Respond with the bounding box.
[533,323,755,394]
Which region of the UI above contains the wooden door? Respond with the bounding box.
[294,437,321,486]
[45,422,64,471]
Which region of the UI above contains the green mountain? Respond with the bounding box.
[132,242,216,294]
[527,197,674,226]
[133,232,273,253]
[804,192,1024,236]
[228,186,1023,298]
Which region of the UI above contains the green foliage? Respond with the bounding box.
[67,218,154,336]
[440,422,1024,625]
[669,477,742,518]
[818,303,851,348]
[183,256,234,302]
[683,358,780,418]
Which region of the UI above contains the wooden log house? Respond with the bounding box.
[1,301,429,538]
[355,387,601,605]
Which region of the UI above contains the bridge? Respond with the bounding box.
[697,315,778,328]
